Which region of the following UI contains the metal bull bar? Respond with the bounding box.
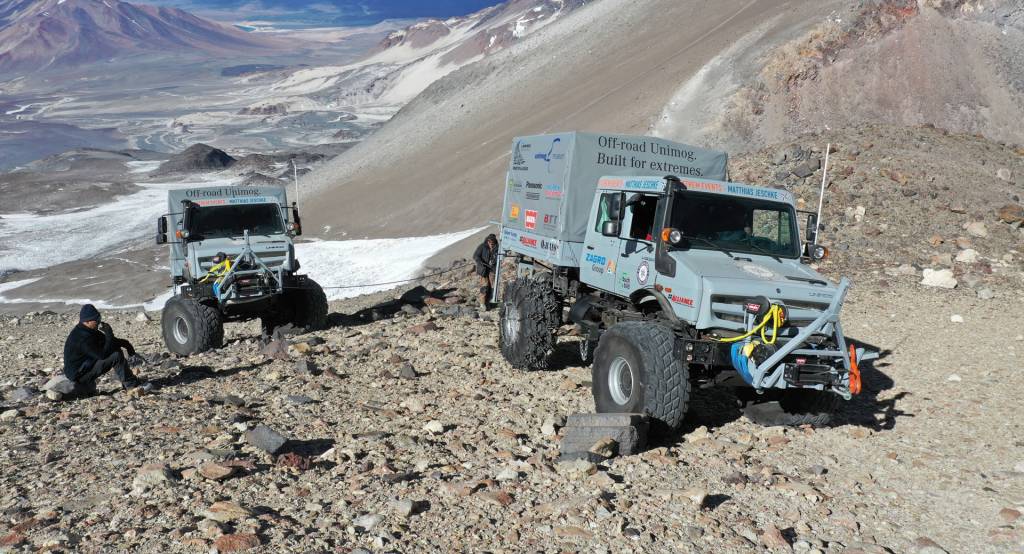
[213,230,285,303]
[750,278,864,398]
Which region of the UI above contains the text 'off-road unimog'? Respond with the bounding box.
[156,185,327,355]
[497,132,870,428]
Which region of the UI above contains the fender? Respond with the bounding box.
[630,288,680,324]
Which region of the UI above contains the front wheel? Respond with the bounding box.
[287,277,328,332]
[161,296,224,355]
[592,322,689,432]
[738,388,841,426]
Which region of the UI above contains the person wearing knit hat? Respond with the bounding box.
[62,304,150,398]
[473,233,499,310]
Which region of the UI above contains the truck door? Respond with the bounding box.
[580,191,623,292]
[616,193,659,296]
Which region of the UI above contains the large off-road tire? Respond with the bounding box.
[739,388,841,427]
[287,277,328,332]
[161,296,224,356]
[499,276,561,371]
[592,322,690,432]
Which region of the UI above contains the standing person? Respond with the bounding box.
[63,304,150,398]
[473,234,499,310]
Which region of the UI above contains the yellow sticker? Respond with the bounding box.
[510,205,520,219]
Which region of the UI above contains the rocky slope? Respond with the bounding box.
[0,0,279,73]
[0,253,1021,552]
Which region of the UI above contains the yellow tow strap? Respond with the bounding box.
[718,305,786,345]
[200,258,233,285]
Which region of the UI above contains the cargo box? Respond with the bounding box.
[500,132,728,266]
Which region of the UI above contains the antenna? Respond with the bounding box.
[814,143,831,242]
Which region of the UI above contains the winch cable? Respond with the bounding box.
[717,304,785,345]
[279,262,476,291]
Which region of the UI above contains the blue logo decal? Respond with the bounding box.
[534,137,565,173]
[585,253,607,265]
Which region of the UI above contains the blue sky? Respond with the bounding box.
[152,0,501,26]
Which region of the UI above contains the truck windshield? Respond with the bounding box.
[670,192,799,258]
[189,203,284,239]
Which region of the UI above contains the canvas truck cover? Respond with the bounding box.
[503,132,728,244]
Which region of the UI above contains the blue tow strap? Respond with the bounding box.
[731,342,755,385]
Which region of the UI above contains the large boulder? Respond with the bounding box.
[156,144,235,174]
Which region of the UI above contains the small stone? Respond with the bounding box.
[276,452,312,471]
[977,288,995,300]
[294,359,319,376]
[407,321,439,335]
[389,499,416,518]
[199,462,236,481]
[213,533,260,552]
[245,424,288,454]
[262,370,282,382]
[928,234,944,246]
[45,390,63,401]
[999,507,1021,523]
[761,525,790,549]
[912,536,949,554]
[495,467,519,481]
[556,459,597,478]
[422,420,445,434]
[289,342,312,355]
[135,311,150,322]
[133,463,176,491]
[477,490,513,507]
[949,314,964,323]
[954,249,978,263]
[792,162,816,179]
[947,374,962,382]
[260,340,289,360]
[588,437,618,459]
[353,513,383,531]
[398,364,417,379]
[42,375,75,395]
[920,268,957,289]
[5,387,37,403]
[965,221,988,238]
[997,204,1024,223]
[286,395,314,405]
[0,409,18,422]
[203,501,252,523]
[997,168,1012,182]
[682,488,708,508]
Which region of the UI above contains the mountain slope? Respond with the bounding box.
[302,0,1024,240]
[301,0,835,238]
[245,0,585,119]
[0,0,278,72]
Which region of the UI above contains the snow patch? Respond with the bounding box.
[295,228,484,300]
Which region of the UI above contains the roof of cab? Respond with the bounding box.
[597,176,796,206]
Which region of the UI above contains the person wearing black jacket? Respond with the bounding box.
[473,234,498,309]
[63,304,147,397]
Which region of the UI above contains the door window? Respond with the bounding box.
[594,192,622,232]
[626,194,659,241]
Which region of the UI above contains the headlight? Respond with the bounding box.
[669,229,683,245]
[811,245,829,261]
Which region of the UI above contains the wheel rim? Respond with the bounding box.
[172,316,190,344]
[502,304,521,343]
[608,356,634,405]
[579,339,590,362]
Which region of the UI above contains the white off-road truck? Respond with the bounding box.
[155,185,327,355]
[496,132,868,429]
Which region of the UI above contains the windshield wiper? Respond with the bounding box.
[744,240,783,263]
[786,276,828,286]
[679,235,736,260]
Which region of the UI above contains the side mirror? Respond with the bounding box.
[805,213,818,242]
[156,216,168,245]
[601,220,620,237]
[290,203,302,236]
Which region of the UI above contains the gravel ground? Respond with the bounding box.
[0,264,1022,553]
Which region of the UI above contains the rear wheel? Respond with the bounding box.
[739,388,841,426]
[592,322,689,432]
[499,276,561,370]
[161,296,224,355]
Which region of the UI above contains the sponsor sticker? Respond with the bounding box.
[540,239,559,255]
[509,204,520,220]
[519,236,538,248]
[620,272,631,289]
[637,261,650,285]
[671,295,695,307]
[585,253,607,265]
[543,214,558,228]
[525,210,538,230]
[543,184,563,198]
